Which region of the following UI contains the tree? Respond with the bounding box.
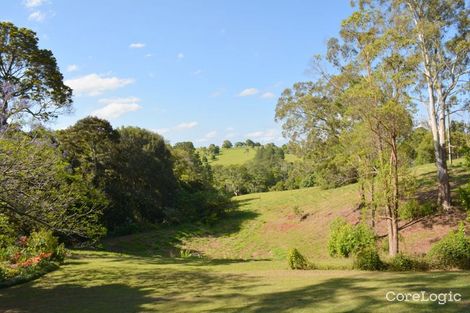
[245,139,255,148]
[0,22,72,132]
[222,140,233,149]
[0,130,105,240]
[208,143,220,155]
[389,0,469,210]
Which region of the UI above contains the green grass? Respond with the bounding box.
[2,159,469,312]
[208,147,299,166]
[1,251,468,313]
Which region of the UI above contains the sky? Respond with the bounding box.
[3,0,357,146]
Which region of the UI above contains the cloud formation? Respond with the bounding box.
[129,42,145,49]
[246,129,282,142]
[91,97,142,120]
[175,121,198,130]
[261,92,275,99]
[65,73,134,96]
[66,64,79,72]
[177,52,184,59]
[238,88,259,97]
[23,0,45,8]
[28,11,46,22]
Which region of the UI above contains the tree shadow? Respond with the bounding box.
[197,272,470,313]
[102,198,260,258]
[0,255,265,313]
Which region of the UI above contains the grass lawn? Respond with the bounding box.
[1,160,469,312]
[0,251,469,313]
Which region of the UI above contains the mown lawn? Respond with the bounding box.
[0,251,469,313]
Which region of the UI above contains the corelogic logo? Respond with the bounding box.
[386,291,462,305]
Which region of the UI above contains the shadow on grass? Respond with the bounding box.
[0,257,264,313]
[102,198,260,257]
[199,272,470,313]
[1,251,469,313]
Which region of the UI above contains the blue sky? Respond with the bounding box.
[4,0,355,146]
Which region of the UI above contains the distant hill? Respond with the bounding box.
[207,147,299,166]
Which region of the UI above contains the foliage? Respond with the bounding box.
[398,200,436,220]
[287,248,310,270]
[0,22,72,131]
[0,214,15,249]
[387,253,429,272]
[222,140,233,149]
[427,223,470,270]
[353,248,384,271]
[328,218,375,258]
[25,229,66,263]
[0,131,105,240]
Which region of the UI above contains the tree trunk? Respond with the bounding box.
[387,215,399,257]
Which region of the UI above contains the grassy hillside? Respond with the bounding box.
[208,147,299,166]
[105,160,469,266]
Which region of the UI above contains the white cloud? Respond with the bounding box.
[197,131,217,143]
[65,73,134,96]
[177,52,184,59]
[66,64,79,72]
[246,129,281,142]
[145,53,153,57]
[175,121,198,130]
[28,11,46,22]
[154,128,170,135]
[129,42,145,49]
[261,92,275,99]
[192,69,203,76]
[91,97,142,120]
[238,88,259,97]
[24,0,45,8]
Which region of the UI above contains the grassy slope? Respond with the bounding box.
[106,159,469,264]
[1,251,469,313]
[2,160,469,313]
[209,147,298,166]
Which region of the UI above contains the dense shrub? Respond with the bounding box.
[0,214,15,249]
[25,229,66,262]
[328,218,375,257]
[387,254,429,271]
[353,248,384,271]
[427,224,470,269]
[288,248,310,270]
[399,200,436,220]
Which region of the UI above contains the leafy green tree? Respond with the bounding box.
[245,139,255,148]
[208,144,220,156]
[107,127,177,228]
[0,22,72,132]
[0,131,105,240]
[222,140,233,149]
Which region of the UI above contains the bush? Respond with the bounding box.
[458,184,470,212]
[389,253,414,271]
[0,214,15,249]
[328,218,375,257]
[427,223,470,269]
[399,200,436,220]
[388,253,429,271]
[288,248,310,270]
[353,248,384,271]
